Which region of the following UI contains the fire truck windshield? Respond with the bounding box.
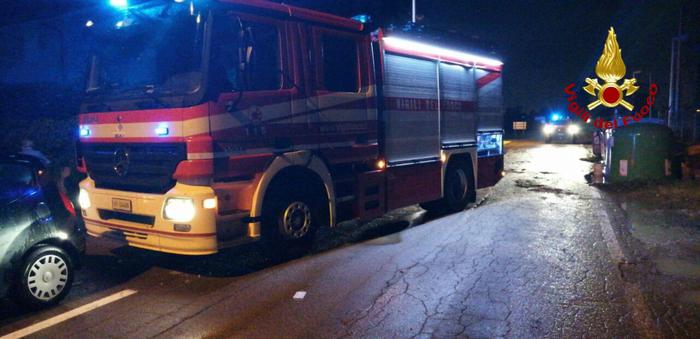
[84,2,205,106]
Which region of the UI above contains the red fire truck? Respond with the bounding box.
[76,0,504,255]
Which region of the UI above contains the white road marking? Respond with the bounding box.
[1,289,138,339]
[293,291,306,300]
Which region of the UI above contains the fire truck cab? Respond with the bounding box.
[77,0,504,255]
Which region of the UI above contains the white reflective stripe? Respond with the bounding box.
[0,289,138,339]
[187,152,217,160]
[182,116,210,136]
[81,121,184,139]
[207,86,375,131]
[316,109,377,122]
[81,86,376,139]
[188,141,377,159]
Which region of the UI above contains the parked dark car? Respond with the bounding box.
[0,155,84,308]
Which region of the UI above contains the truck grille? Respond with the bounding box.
[83,143,186,194]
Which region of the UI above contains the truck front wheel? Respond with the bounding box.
[261,182,326,256]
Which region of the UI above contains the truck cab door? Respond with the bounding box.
[209,12,292,164]
[309,28,376,163]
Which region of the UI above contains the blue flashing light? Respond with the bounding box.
[109,0,128,9]
[550,113,562,122]
[351,14,371,24]
[174,0,185,3]
[115,20,124,28]
[155,126,169,136]
[79,127,91,137]
[85,20,94,27]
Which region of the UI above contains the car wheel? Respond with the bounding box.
[14,246,74,308]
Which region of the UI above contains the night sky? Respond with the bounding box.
[292,0,697,115]
[0,0,697,114]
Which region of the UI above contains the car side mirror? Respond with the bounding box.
[35,202,51,220]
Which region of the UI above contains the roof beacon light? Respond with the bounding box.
[382,36,503,68]
[109,0,128,9]
[351,14,371,24]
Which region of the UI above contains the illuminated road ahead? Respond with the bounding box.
[0,141,657,338]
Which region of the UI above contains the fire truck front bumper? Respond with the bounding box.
[78,178,251,255]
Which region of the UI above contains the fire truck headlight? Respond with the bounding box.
[567,124,580,135]
[164,198,196,222]
[78,189,91,209]
[543,124,555,135]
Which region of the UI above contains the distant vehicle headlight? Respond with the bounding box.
[163,197,196,222]
[543,124,555,135]
[78,188,91,209]
[567,124,580,135]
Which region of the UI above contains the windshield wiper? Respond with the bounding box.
[143,85,171,108]
[84,83,120,111]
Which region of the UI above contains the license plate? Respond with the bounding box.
[112,198,132,212]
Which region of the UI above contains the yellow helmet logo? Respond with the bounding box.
[583,27,639,111]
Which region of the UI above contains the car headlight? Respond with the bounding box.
[543,124,555,135]
[567,124,580,134]
[163,198,196,222]
[78,188,91,209]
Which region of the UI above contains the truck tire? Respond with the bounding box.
[420,160,474,214]
[13,246,74,309]
[261,181,326,256]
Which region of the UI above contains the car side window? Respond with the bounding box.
[211,15,282,92]
[320,34,359,92]
[0,163,34,186]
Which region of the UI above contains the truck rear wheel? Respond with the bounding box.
[261,181,326,256]
[420,160,474,214]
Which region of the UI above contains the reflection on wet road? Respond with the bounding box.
[1,141,651,337]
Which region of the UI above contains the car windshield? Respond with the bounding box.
[0,162,33,187]
[85,2,205,98]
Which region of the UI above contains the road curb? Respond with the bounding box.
[592,189,662,338]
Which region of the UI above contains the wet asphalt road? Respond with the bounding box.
[0,141,649,338]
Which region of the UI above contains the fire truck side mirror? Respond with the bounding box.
[86,55,100,92]
[237,27,254,72]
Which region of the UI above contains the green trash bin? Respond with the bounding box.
[606,120,673,183]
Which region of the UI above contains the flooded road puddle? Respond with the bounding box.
[655,258,700,279]
[621,201,700,247]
